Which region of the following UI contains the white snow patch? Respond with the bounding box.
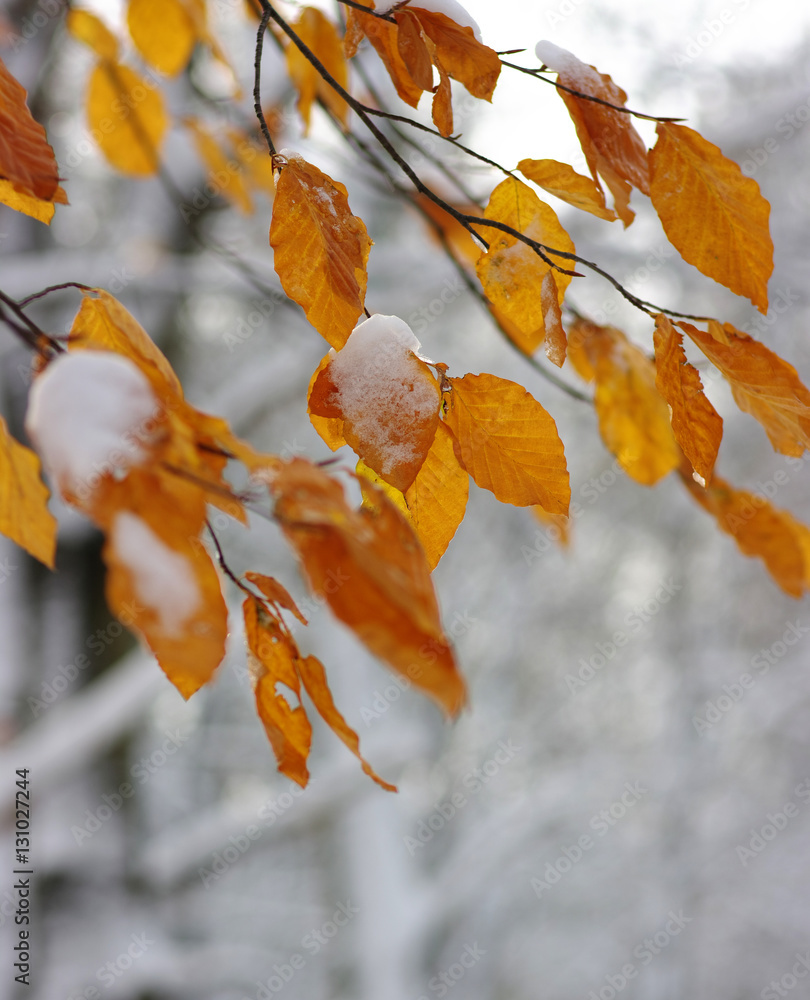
[382,0,482,41]
[277,147,304,164]
[328,314,438,477]
[112,512,202,638]
[25,351,159,499]
[535,41,604,95]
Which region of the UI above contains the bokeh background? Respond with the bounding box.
[2,0,810,997]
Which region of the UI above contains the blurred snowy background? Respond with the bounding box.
[2,0,810,997]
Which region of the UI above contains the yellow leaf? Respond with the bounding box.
[535,42,649,226]
[297,654,396,791]
[87,62,168,176]
[570,317,679,485]
[476,177,575,355]
[272,459,466,716]
[517,158,617,222]
[126,0,197,76]
[347,10,423,108]
[649,123,773,313]
[443,372,570,513]
[286,8,349,132]
[357,458,411,519]
[653,314,722,484]
[307,315,441,492]
[270,154,372,348]
[681,321,810,457]
[680,467,810,598]
[103,471,228,698]
[67,9,119,61]
[404,421,468,570]
[0,415,57,568]
[0,56,66,216]
[244,595,311,786]
[185,118,252,214]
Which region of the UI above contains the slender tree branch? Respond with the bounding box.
[253,5,277,155]
[337,0,397,22]
[0,290,64,355]
[17,282,91,307]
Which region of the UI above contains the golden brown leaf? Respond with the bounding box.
[443,372,570,513]
[649,123,773,313]
[126,0,197,76]
[680,466,810,597]
[0,415,57,568]
[0,56,66,220]
[103,470,228,698]
[541,270,566,368]
[517,158,617,222]
[395,10,434,92]
[427,37,453,137]
[270,154,372,348]
[297,654,396,791]
[272,459,466,716]
[348,10,423,107]
[653,314,722,484]
[308,315,441,492]
[244,571,308,625]
[476,177,575,355]
[412,8,500,101]
[570,317,680,485]
[680,320,810,457]
[184,118,252,214]
[244,595,311,786]
[66,9,119,61]
[87,62,168,176]
[404,421,469,570]
[287,7,349,132]
[535,42,649,226]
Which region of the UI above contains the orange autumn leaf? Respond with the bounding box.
[540,270,566,368]
[103,470,228,698]
[297,654,396,791]
[86,62,168,176]
[425,35,453,137]
[680,320,810,457]
[348,9,423,108]
[307,352,348,452]
[308,314,441,493]
[270,153,372,348]
[286,7,349,132]
[535,42,649,226]
[0,56,66,222]
[245,571,308,625]
[404,421,469,570]
[653,314,722,484]
[680,467,810,598]
[126,0,197,76]
[443,372,570,513]
[649,123,773,313]
[272,459,466,716]
[569,317,679,485]
[517,158,617,222]
[184,118,252,214]
[410,7,500,102]
[395,9,434,92]
[476,177,575,355]
[244,594,311,786]
[0,415,57,568]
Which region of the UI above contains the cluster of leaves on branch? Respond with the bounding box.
[2,0,810,789]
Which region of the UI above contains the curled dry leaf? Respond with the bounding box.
[650,123,773,313]
[517,158,616,222]
[270,153,372,348]
[653,314,722,485]
[443,372,570,513]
